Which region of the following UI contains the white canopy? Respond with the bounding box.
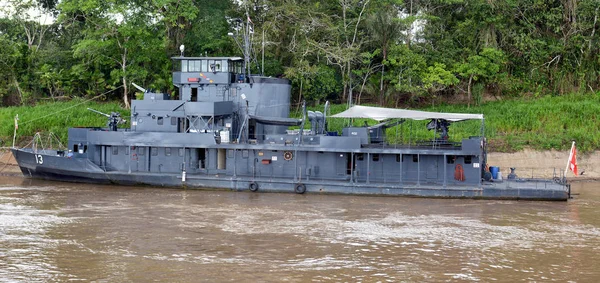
[330,105,484,122]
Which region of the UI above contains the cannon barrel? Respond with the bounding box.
[87,108,110,117]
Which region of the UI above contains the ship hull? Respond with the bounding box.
[12,148,570,201]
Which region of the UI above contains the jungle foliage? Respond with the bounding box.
[1,0,599,108]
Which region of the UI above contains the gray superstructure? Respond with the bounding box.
[11,55,570,200]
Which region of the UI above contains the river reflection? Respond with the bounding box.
[1,177,599,282]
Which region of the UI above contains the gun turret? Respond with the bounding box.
[87,108,126,131]
[368,119,405,144]
[426,119,450,141]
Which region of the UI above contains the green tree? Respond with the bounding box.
[60,0,167,108]
[367,4,403,106]
[456,48,506,107]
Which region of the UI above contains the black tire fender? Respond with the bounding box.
[294,183,306,194]
[249,182,259,192]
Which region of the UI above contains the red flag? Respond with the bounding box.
[568,143,578,176]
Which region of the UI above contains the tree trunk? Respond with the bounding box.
[296,78,303,112]
[347,61,353,108]
[467,74,473,108]
[13,76,24,105]
[122,52,130,109]
[123,76,129,109]
[379,63,385,106]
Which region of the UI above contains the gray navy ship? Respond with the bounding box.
[10,39,570,200]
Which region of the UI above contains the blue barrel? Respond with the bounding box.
[490,166,499,179]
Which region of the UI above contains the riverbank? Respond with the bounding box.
[0,150,19,176]
[1,149,593,180]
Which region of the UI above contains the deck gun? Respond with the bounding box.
[87,108,126,131]
[368,119,405,144]
[426,119,450,141]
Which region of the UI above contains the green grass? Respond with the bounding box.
[0,99,128,148]
[299,93,600,152]
[2,93,599,152]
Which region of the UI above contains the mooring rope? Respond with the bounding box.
[19,86,123,126]
[0,150,14,173]
[10,86,124,151]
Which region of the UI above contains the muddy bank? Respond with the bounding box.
[487,149,595,180]
[0,150,20,176]
[1,149,592,180]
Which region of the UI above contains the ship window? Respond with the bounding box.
[214,63,221,72]
[447,155,456,164]
[137,147,145,156]
[464,156,472,164]
[125,147,129,155]
[171,117,177,125]
[165,148,171,156]
[372,154,380,162]
[242,150,249,158]
[357,153,364,161]
[151,148,158,156]
[189,60,201,72]
[396,154,401,162]
[413,155,419,162]
[221,61,228,72]
[179,148,184,156]
[112,147,118,155]
[181,60,188,72]
[228,149,234,158]
[201,60,208,72]
[157,117,163,125]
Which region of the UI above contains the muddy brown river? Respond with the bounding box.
[1,176,599,282]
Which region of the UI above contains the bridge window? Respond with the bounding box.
[189,60,201,72]
[157,117,163,125]
[181,60,188,72]
[413,155,419,162]
[112,147,118,155]
[372,154,380,162]
[220,61,228,72]
[202,60,208,72]
[165,148,171,156]
[151,148,158,156]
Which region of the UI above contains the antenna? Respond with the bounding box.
[228,8,261,80]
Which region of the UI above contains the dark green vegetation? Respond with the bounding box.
[2,94,599,152]
[1,0,599,108]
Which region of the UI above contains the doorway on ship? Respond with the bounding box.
[195,148,206,169]
[346,153,352,175]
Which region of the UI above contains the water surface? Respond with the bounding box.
[1,177,599,282]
